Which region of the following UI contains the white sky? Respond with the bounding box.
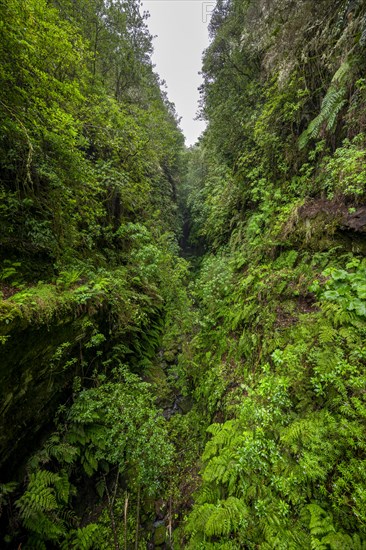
[142,0,213,146]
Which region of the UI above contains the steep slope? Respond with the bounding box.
[2,0,366,548]
[0,1,190,547]
[180,0,366,548]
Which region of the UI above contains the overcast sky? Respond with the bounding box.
[142,0,213,146]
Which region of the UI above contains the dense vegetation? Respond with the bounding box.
[1,0,366,548]
[182,0,366,547]
[0,0,189,547]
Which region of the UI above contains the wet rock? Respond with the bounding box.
[179,395,193,414]
[163,350,176,363]
[344,206,366,232]
[153,522,166,546]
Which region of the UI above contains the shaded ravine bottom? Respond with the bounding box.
[0,258,200,548]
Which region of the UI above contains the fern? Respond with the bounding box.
[54,470,74,503]
[204,420,241,460]
[306,503,366,549]
[325,91,347,131]
[22,514,66,542]
[46,435,79,464]
[280,417,313,453]
[299,61,350,148]
[16,471,60,519]
[196,484,221,505]
[82,447,99,476]
[187,502,216,533]
[318,323,338,344]
[61,523,100,549]
[299,88,347,148]
[203,451,240,493]
[307,503,335,538]
[15,469,73,543]
[25,534,48,549]
[0,481,17,516]
[332,61,351,83]
[261,518,309,550]
[205,497,247,537]
[187,497,248,539]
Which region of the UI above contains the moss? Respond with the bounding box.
[163,350,176,363]
[0,314,92,474]
[144,363,172,404]
[154,524,166,546]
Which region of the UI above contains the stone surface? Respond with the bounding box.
[154,523,166,546]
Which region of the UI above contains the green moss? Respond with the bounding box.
[154,524,166,546]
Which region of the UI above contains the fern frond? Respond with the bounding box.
[46,435,79,464]
[307,503,335,538]
[332,60,350,84]
[82,448,98,476]
[187,497,247,540]
[318,323,338,344]
[204,420,241,461]
[203,497,247,537]
[187,503,216,533]
[16,485,58,518]
[22,513,65,540]
[61,523,100,550]
[54,470,72,504]
[203,451,238,487]
[299,74,348,149]
[196,484,221,504]
[15,469,70,542]
[25,534,48,549]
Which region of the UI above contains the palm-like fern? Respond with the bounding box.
[307,503,366,550]
[60,523,100,549]
[15,469,75,543]
[299,61,350,148]
[187,496,248,539]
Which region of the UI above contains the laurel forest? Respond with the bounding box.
[1,0,366,548]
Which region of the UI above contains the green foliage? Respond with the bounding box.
[15,469,74,543]
[307,504,366,550]
[0,481,17,517]
[3,0,366,548]
[187,496,248,541]
[318,134,366,198]
[66,366,174,493]
[0,0,183,273]
[0,0,187,547]
[166,1,366,547]
[299,60,351,149]
[60,523,101,550]
[7,362,175,547]
[0,260,21,283]
[311,259,366,319]
[183,245,366,546]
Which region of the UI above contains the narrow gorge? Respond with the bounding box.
[1,1,366,548]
